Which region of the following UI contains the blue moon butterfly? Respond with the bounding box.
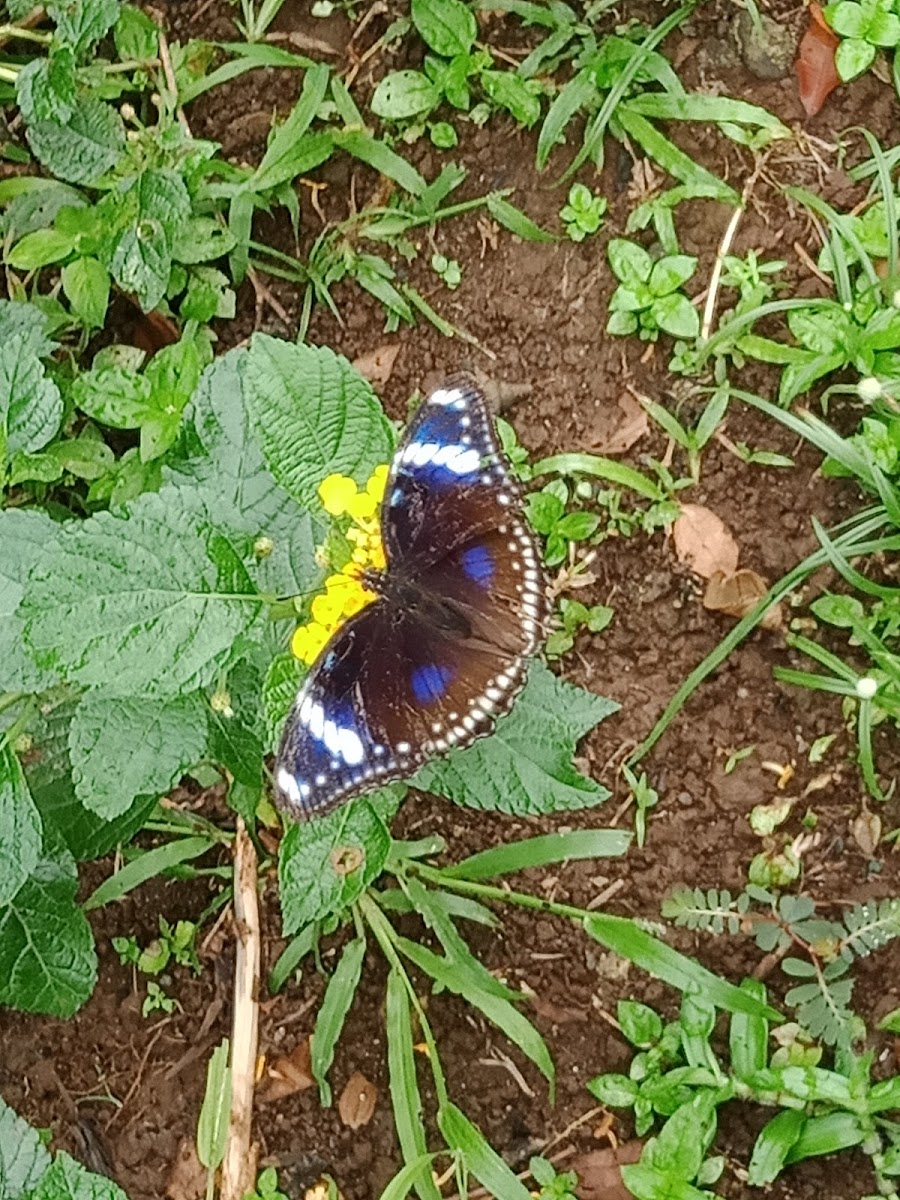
[273,374,548,819]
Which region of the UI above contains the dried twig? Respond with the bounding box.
[700,154,769,341]
[220,818,260,1200]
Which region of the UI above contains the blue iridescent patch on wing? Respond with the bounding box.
[411,663,455,704]
[461,543,494,588]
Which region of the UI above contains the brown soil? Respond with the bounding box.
[2,3,899,1200]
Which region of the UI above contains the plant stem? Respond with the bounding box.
[0,24,50,43]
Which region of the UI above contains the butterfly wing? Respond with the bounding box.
[382,374,519,569]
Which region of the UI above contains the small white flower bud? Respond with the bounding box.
[856,676,878,700]
[253,535,274,558]
[857,376,882,402]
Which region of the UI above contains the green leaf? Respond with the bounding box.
[0,1093,51,1198]
[69,693,208,819]
[21,485,263,697]
[618,999,663,1047]
[411,0,477,56]
[61,257,110,328]
[72,363,154,428]
[0,333,63,457]
[333,130,427,196]
[828,1,867,37]
[196,1039,231,1171]
[7,228,76,270]
[241,335,394,512]
[587,1072,639,1108]
[371,70,440,120]
[278,790,401,934]
[311,933,366,1104]
[608,238,653,287]
[414,662,618,815]
[584,913,779,1020]
[652,292,699,339]
[24,1150,128,1199]
[108,169,191,312]
[747,1109,807,1186]
[835,36,876,79]
[485,194,554,242]
[480,71,541,127]
[47,0,121,57]
[0,839,96,1017]
[83,836,214,910]
[535,70,595,171]
[438,1103,532,1200]
[386,969,441,1200]
[115,4,159,60]
[250,63,332,192]
[16,51,76,125]
[649,254,697,296]
[0,745,42,910]
[784,1111,865,1163]
[445,829,630,880]
[0,510,68,693]
[26,96,126,186]
[172,217,237,265]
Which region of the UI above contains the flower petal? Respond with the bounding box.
[319,474,359,516]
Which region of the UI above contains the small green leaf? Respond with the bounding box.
[84,836,215,911]
[587,1073,639,1108]
[197,1039,232,1171]
[24,1150,129,1199]
[115,4,159,61]
[250,64,332,192]
[835,36,876,80]
[652,292,700,339]
[411,0,476,55]
[747,1109,807,1185]
[61,256,110,328]
[485,194,554,242]
[278,790,401,933]
[438,1104,532,1200]
[649,254,697,296]
[7,228,76,270]
[48,0,121,57]
[480,70,541,127]
[25,96,126,186]
[311,933,366,1104]
[608,238,653,288]
[371,70,440,120]
[445,829,630,880]
[0,333,63,457]
[618,999,663,1047]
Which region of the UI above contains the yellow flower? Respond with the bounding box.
[291,466,390,665]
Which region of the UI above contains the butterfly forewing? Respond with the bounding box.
[274,375,548,819]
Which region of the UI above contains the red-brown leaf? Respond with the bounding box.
[796,3,841,117]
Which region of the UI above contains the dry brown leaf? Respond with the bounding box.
[672,505,739,580]
[165,1137,206,1200]
[257,1036,314,1102]
[703,568,784,630]
[588,393,649,455]
[570,1140,643,1200]
[352,343,400,387]
[852,807,882,858]
[338,1071,377,1129]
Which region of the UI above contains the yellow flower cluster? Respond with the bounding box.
[290,466,389,666]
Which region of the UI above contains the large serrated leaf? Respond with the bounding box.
[241,336,394,512]
[414,662,618,814]
[47,0,121,58]
[0,840,96,1017]
[106,169,191,312]
[0,508,61,693]
[0,333,63,457]
[22,485,263,697]
[0,1093,51,1199]
[24,1150,128,1199]
[69,693,208,818]
[25,697,157,862]
[25,96,125,186]
[0,746,42,909]
[279,789,402,934]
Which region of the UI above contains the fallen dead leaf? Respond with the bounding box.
[352,343,400,387]
[570,1140,643,1200]
[165,1137,205,1200]
[852,807,882,858]
[796,2,841,117]
[338,1071,377,1129]
[672,504,739,580]
[588,392,649,455]
[257,1036,314,1102]
[703,568,784,630]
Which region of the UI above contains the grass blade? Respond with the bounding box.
[438,1103,533,1200]
[334,131,427,197]
[310,933,366,1105]
[444,830,631,880]
[84,836,215,910]
[532,452,663,500]
[197,1039,231,1171]
[486,194,555,242]
[616,106,736,202]
[386,969,441,1200]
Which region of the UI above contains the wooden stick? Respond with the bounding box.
[220,818,260,1200]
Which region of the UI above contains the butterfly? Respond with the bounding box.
[274,374,548,819]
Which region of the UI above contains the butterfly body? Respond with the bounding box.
[274,375,548,819]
